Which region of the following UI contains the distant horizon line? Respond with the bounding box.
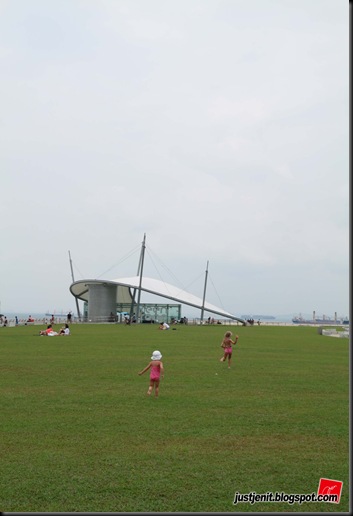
[2,310,349,320]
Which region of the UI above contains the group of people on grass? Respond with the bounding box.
[38,319,238,397]
[138,330,239,398]
[39,323,70,336]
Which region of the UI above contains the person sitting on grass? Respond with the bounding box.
[58,323,70,336]
[158,322,170,330]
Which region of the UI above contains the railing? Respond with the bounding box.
[4,317,341,327]
[1,317,70,327]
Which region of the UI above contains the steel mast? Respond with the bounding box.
[68,250,81,321]
[200,260,209,324]
[136,233,146,323]
[129,233,146,323]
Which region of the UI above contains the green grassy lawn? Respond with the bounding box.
[0,323,349,512]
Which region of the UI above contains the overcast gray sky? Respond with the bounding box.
[0,0,349,319]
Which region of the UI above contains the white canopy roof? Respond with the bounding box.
[70,275,245,323]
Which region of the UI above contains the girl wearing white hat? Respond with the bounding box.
[138,350,164,397]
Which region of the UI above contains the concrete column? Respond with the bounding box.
[88,283,117,321]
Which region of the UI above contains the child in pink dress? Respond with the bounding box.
[220,331,238,368]
[138,350,164,397]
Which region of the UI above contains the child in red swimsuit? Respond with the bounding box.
[220,331,238,368]
[138,350,164,397]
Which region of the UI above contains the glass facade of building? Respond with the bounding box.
[83,301,181,323]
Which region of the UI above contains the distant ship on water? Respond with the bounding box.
[292,311,349,325]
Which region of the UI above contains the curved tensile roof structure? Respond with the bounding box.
[70,276,245,323]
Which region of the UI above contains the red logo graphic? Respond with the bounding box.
[317,478,343,504]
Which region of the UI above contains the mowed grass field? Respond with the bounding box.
[0,323,349,513]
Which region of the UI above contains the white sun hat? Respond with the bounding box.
[151,350,162,360]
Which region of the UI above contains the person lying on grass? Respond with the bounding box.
[39,324,58,336]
